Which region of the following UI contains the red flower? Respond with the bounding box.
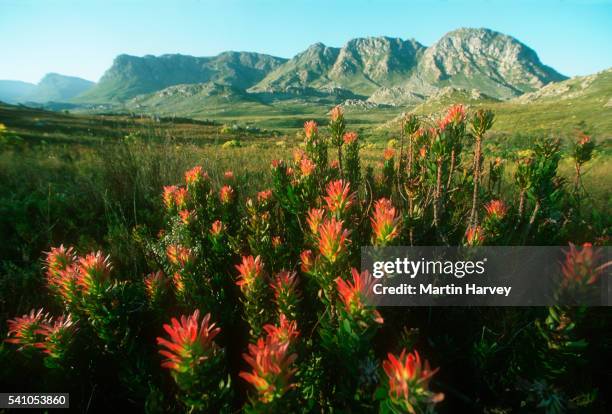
[384,148,395,161]
[166,245,193,267]
[185,165,206,186]
[439,104,466,131]
[263,314,299,345]
[336,268,383,324]
[178,209,194,225]
[306,208,326,234]
[44,245,76,290]
[383,349,443,408]
[210,220,224,237]
[371,198,402,245]
[484,199,507,220]
[561,242,611,288]
[300,250,314,273]
[34,315,77,358]
[236,255,265,288]
[163,185,178,209]
[323,179,355,215]
[174,187,188,210]
[419,146,427,159]
[144,271,167,302]
[157,310,220,372]
[578,132,590,146]
[172,272,185,295]
[317,218,351,264]
[343,131,358,145]
[465,226,484,246]
[5,309,50,349]
[300,158,316,177]
[304,120,318,140]
[330,105,343,123]
[76,251,112,294]
[220,185,235,204]
[257,189,273,204]
[271,271,299,306]
[224,170,235,180]
[272,236,282,249]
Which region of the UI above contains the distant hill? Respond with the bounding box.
[0,74,94,103]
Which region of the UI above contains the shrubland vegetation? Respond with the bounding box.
[0,102,610,412]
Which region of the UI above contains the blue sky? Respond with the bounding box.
[1,0,611,83]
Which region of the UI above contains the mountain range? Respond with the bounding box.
[2,28,603,119]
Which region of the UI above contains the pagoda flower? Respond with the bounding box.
[157,310,221,373]
[166,244,194,267]
[172,272,185,296]
[44,244,76,290]
[5,309,50,349]
[371,198,402,246]
[76,251,112,295]
[330,105,344,123]
[336,268,383,324]
[210,220,225,237]
[317,218,351,264]
[163,185,178,210]
[330,159,340,170]
[382,349,444,412]
[343,131,358,145]
[34,315,77,360]
[257,189,273,204]
[484,199,508,221]
[144,271,168,303]
[300,158,316,177]
[293,148,306,163]
[306,208,326,234]
[263,314,300,346]
[272,236,282,249]
[419,146,427,159]
[303,120,318,141]
[383,148,396,161]
[323,179,355,216]
[224,170,235,181]
[239,334,298,404]
[178,209,194,225]
[465,226,485,247]
[300,250,314,273]
[441,104,466,129]
[561,243,612,289]
[184,165,206,186]
[219,185,235,204]
[173,187,189,210]
[235,255,265,289]
[271,271,300,319]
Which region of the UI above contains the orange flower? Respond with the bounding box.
[578,132,590,146]
[271,271,299,304]
[383,349,443,407]
[561,242,611,288]
[330,159,340,170]
[336,268,383,324]
[210,219,224,236]
[76,251,112,294]
[300,158,316,177]
[235,255,265,288]
[465,226,485,246]
[439,104,466,131]
[172,272,185,295]
[306,208,326,234]
[384,148,396,161]
[343,131,358,145]
[272,236,282,248]
[300,250,314,273]
[178,209,193,225]
[184,165,206,186]
[317,218,351,264]
[371,198,402,245]
[157,310,220,372]
[293,148,305,163]
[166,245,193,267]
[163,185,177,209]
[330,105,343,123]
[263,314,299,345]
[484,199,507,220]
[219,185,235,204]
[419,146,427,159]
[224,170,235,180]
[34,314,77,358]
[144,271,167,302]
[257,189,273,204]
[5,309,49,349]
[303,120,318,140]
[44,245,76,289]
[173,187,188,210]
[323,180,355,215]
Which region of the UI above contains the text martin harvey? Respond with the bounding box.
[373,283,512,297]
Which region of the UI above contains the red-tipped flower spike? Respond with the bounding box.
[336,268,383,324]
[330,105,343,123]
[157,310,220,372]
[323,179,355,215]
[304,120,318,140]
[300,158,316,177]
[220,185,235,204]
[317,218,351,264]
[224,170,235,180]
[439,104,466,131]
[271,271,298,300]
[371,198,402,245]
[76,251,112,294]
[257,189,273,204]
[185,165,206,186]
[34,315,77,358]
[306,208,326,234]
[163,185,177,209]
[419,146,427,159]
[210,220,224,237]
[144,271,168,302]
[178,209,194,225]
[166,245,194,267]
[235,255,265,288]
[343,131,358,145]
[382,349,443,409]
[272,236,282,249]
[561,243,611,288]
[173,187,188,210]
[44,245,76,289]
[5,309,50,349]
[239,336,298,403]
[263,314,300,345]
[172,272,185,295]
[484,199,508,220]
[465,226,485,246]
[384,148,396,161]
[300,250,314,273]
